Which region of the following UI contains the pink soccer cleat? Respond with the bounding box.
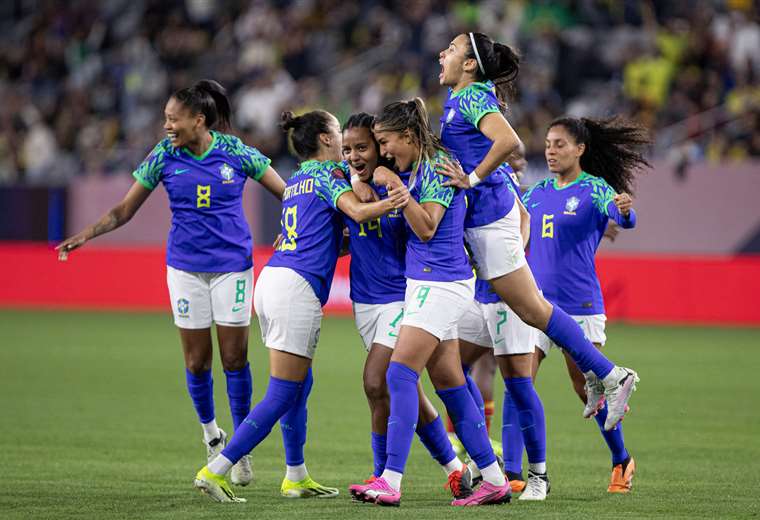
[451,480,511,506]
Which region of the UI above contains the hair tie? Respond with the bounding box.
[469,32,485,75]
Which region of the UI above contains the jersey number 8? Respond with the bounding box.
[279,206,298,251]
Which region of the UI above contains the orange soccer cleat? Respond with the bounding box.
[607,457,635,493]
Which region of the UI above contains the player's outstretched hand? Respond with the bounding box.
[55,232,89,261]
[387,184,410,210]
[438,157,469,189]
[613,193,633,217]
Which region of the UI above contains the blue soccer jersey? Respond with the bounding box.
[474,163,522,305]
[522,172,637,315]
[267,159,353,306]
[344,172,409,305]
[440,81,516,228]
[405,151,471,282]
[132,131,271,272]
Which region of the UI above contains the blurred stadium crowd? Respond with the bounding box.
[0,0,758,186]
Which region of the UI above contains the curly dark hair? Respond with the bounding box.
[549,116,652,195]
[342,112,395,171]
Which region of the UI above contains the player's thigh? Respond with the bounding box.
[178,327,214,372]
[167,266,213,329]
[210,268,253,326]
[464,202,526,281]
[364,343,394,398]
[489,265,553,329]
[216,324,249,371]
[354,301,405,351]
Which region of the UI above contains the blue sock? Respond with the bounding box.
[462,364,486,420]
[545,306,614,378]
[280,368,313,467]
[594,402,629,465]
[416,415,457,466]
[186,368,215,424]
[502,388,524,474]
[222,376,301,464]
[225,363,252,432]
[505,377,546,464]
[437,384,496,469]
[385,362,420,474]
[371,432,387,477]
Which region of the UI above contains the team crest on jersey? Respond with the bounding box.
[177,298,190,317]
[564,196,580,215]
[220,163,235,184]
[445,108,456,124]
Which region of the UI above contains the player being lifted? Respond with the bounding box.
[193,109,408,503]
[56,80,285,487]
[437,32,640,444]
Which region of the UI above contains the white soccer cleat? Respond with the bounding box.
[205,429,227,464]
[583,372,606,418]
[230,454,253,486]
[602,367,639,430]
[518,470,550,501]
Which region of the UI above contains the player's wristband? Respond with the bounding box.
[468,171,482,187]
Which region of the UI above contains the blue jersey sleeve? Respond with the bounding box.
[313,161,352,209]
[418,156,454,207]
[606,203,637,228]
[459,82,501,128]
[522,179,546,206]
[132,140,170,190]
[218,134,271,181]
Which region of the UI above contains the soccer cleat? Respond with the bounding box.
[444,464,473,499]
[506,470,526,493]
[194,466,246,503]
[349,476,378,503]
[281,476,339,498]
[583,373,606,418]
[448,432,465,457]
[451,480,511,506]
[205,429,228,464]
[608,457,635,493]
[361,476,401,507]
[230,454,252,486]
[518,470,550,501]
[602,367,639,430]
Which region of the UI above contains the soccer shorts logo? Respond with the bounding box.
[177,298,190,316]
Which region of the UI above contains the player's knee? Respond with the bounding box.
[219,349,248,372]
[364,375,388,402]
[185,357,212,374]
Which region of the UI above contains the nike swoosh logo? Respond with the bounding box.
[494,338,505,344]
[232,305,244,312]
[175,168,190,175]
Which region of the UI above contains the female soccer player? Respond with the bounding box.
[437,32,639,436]
[56,80,285,486]
[342,113,472,500]
[349,99,509,507]
[515,116,650,494]
[193,109,408,503]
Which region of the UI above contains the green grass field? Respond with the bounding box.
[1,310,758,519]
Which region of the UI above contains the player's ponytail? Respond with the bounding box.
[466,32,520,107]
[549,116,651,195]
[281,109,334,161]
[173,79,232,131]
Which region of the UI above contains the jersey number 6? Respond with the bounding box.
[541,214,554,239]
